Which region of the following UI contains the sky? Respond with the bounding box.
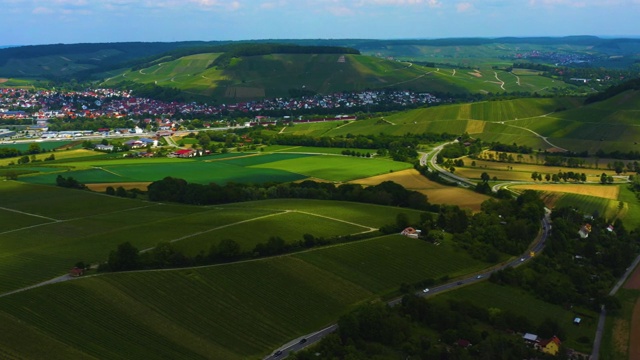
[2,0,640,45]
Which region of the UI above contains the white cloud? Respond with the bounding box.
[32,6,54,14]
[456,1,473,12]
[327,5,355,15]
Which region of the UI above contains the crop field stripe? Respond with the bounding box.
[0,205,59,221]
[141,210,288,252]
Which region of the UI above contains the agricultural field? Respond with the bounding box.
[351,169,491,212]
[0,235,488,359]
[251,154,411,182]
[554,193,622,221]
[436,281,599,353]
[0,182,429,294]
[13,151,411,186]
[509,184,620,200]
[455,157,625,183]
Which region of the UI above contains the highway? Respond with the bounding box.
[263,143,552,360]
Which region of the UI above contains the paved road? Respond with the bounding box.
[423,141,475,187]
[590,253,640,360]
[263,143,553,359]
[264,212,551,359]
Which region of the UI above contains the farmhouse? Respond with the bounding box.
[69,267,84,277]
[400,227,421,238]
[578,224,592,238]
[522,333,562,356]
[539,336,562,356]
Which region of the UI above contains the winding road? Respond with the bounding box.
[263,141,551,360]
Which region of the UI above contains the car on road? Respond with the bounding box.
[422,288,430,293]
[274,350,283,357]
[299,338,307,344]
[520,257,525,262]
[476,275,483,279]
[457,281,463,285]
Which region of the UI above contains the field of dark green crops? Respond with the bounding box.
[0,235,487,359]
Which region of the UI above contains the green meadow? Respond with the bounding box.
[15,152,410,185]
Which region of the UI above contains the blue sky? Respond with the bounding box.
[2,0,640,45]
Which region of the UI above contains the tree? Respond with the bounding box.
[108,242,140,271]
[481,172,490,183]
[17,155,30,164]
[600,173,607,184]
[105,186,116,195]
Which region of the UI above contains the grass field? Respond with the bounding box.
[436,281,599,353]
[554,193,622,221]
[14,151,411,185]
[251,154,412,182]
[600,288,640,360]
[0,235,487,359]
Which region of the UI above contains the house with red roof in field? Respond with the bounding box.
[69,267,84,277]
[540,336,562,356]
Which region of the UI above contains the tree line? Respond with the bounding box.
[147,178,433,211]
[207,44,360,69]
[291,295,566,360]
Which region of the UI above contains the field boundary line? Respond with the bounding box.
[291,210,378,233]
[0,206,59,221]
[140,211,291,252]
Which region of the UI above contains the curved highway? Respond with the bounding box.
[264,142,552,360]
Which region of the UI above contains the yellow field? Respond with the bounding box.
[351,169,490,212]
[457,157,624,183]
[466,120,486,134]
[351,169,446,189]
[85,182,151,192]
[420,188,490,212]
[508,184,620,200]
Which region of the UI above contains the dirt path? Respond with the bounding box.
[494,71,506,91]
[452,69,456,76]
[0,206,59,221]
[511,72,521,86]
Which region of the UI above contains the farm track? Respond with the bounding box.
[0,203,160,236]
[0,206,59,222]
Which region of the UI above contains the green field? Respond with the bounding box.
[600,287,639,360]
[0,183,426,294]
[555,193,621,221]
[14,151,412,185]
[252,154,411,181]
[0,140,74,151]
[436,281,599,353]
[0,235,487,359]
